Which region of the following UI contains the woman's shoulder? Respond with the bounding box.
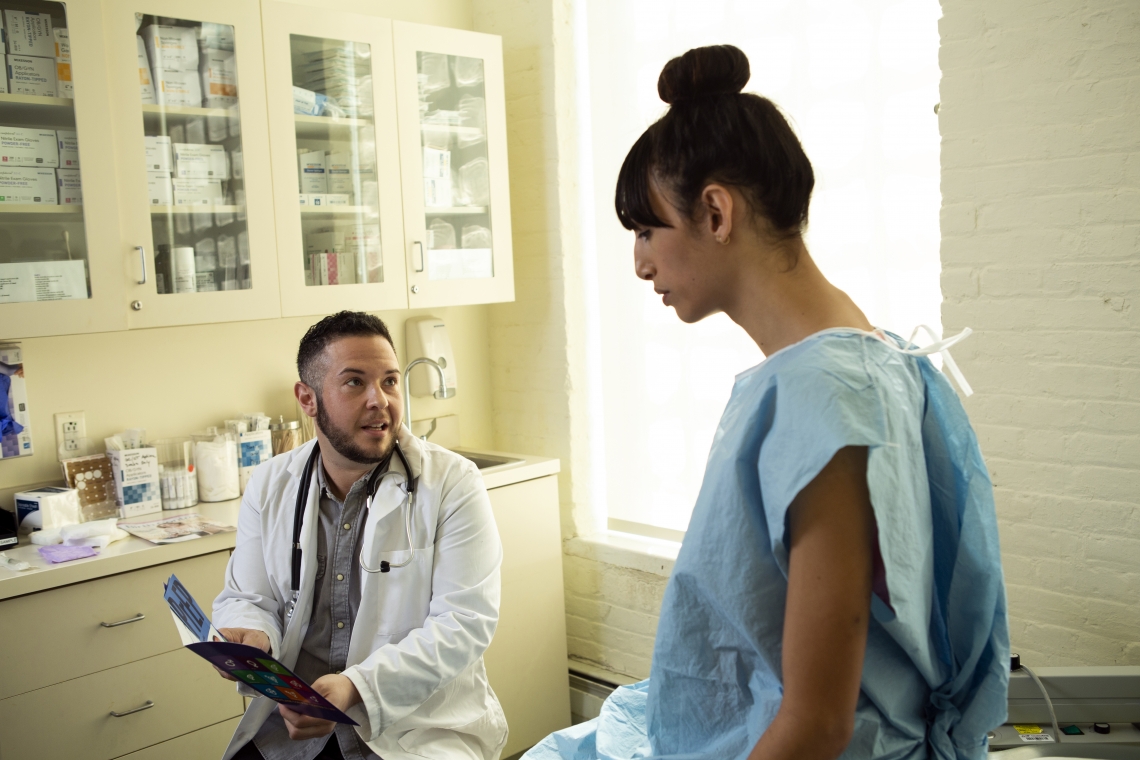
[749,329,902,393]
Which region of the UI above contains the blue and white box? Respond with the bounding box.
[108,447,161,518]
[238,429,270,493]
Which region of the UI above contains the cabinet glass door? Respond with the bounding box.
[394,22,513,308]
[0,0,127,338]
[107,0,279,329]
[263,6,406,316]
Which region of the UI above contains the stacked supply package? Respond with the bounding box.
[296,44,371,117]
[142,24,201,106]
[53,27,70,98]
[139,17,249,295]
[4,9,57,96]
[0,126,57,204]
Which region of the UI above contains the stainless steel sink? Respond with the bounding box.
[454,451,524,471]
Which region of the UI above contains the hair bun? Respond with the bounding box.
[658,45,750,105]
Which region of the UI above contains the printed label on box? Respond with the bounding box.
[174,143,228,180]
[0,167,58,204]
[56,130,79,168]
[6,55,57,97]
[4,11,54,58]
[0,127,59,167]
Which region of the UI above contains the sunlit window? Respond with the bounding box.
[580,0,943,534]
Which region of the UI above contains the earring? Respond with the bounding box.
[719,234,731,246]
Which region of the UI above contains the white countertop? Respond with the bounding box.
[0,448,558,601]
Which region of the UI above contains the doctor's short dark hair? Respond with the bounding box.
[297,311,396,391]
[615,44,814,241]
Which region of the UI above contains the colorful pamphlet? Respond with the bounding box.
[163,574,358,725]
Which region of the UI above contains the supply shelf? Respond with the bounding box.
[149,205,245,215]
[420,124,483,140]
[298,205,379,220]
[294,114,374,139]
[0,205,84,215]
[425,206,488,215]
[0,93,77,127]
[141,104,239,119]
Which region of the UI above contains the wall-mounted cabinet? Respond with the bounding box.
[0,1,512,339]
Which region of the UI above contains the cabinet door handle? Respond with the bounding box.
[136,245,148,285]
[413,241,424,273]
[110,700,154,718]
[101,613,145,628]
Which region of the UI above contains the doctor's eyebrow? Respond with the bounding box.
[336,367,401,376]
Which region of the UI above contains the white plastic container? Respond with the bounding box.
[193,428,239,502]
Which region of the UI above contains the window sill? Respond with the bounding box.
[564,530,680,578]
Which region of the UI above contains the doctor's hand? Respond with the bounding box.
[212,628,271,681]
[279,674,362,740]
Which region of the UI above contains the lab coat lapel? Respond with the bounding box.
[279,448,322,666]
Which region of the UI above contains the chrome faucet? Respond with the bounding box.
[402,358,455,436]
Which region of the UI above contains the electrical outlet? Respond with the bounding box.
[54,411,86,461]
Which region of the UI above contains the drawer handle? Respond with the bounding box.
[110,700,154,718]
[101,613,145,628]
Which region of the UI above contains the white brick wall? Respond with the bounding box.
[940,0,1140,665]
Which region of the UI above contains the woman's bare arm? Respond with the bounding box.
[747,446,875,760]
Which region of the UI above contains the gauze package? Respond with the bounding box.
[15,487,80,533]
[108,447,161,518]
[136,35,157,104]
[153,68,203,108]
[199,48,237,108]
[141,24,199,71]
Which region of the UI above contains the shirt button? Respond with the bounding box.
[337,621,345,629]
[334,670,342,674]
[342,523,351,530]
[336,573,344,581]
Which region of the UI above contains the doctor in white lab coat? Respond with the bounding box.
[213,312,507,760]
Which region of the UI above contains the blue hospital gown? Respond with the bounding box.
[528,329,1009,760]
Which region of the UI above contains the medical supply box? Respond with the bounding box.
[14,487,80,533]
[3,10,54,58]
[6,54,56,97]
[56,130,79,168]
[0,167,57,204]
[0,127,58,167]
[56,167,81,205]
[107,448,162,518]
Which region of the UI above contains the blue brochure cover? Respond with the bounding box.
[163,574,358,725]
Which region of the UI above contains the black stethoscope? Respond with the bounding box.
[286,440,418,620]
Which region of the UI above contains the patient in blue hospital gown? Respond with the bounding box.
[526,330,1009,760]
[526,41,1010,760]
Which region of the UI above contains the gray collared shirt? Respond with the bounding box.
[254,457,385,760]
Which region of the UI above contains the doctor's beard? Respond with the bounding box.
[315,397,395,465]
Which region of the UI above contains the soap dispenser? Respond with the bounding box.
[406,316,458,398]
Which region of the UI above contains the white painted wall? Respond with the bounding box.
[940,0,1140,666]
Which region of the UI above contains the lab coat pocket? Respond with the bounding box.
[359,545,436,636]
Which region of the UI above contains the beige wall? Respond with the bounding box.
[940,0,1140,665]
[0,306,494,502]
[0,0,497,503]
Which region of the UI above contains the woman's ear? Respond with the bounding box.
[701,184,735,244]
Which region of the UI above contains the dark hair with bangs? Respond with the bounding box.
[297,311,395,392]
[615,45,814,240]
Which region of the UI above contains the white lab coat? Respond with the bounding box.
[213,429,507,760]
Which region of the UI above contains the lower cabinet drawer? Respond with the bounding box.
[0,648,244,760]
[116,716,242,760]
[0,551,231,700]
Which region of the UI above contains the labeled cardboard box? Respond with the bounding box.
[148,171,173,205]
[172,177,223,206]
[3,10,54,58]
[56,129,79,168]
[173,143,227,179]
[0,167,57,204]
[107,448,162,518]
[144,135,172,172]
[56,167,81,205]
[0,127,58,167]
[6,54,57,97]
[140,24,198,71]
